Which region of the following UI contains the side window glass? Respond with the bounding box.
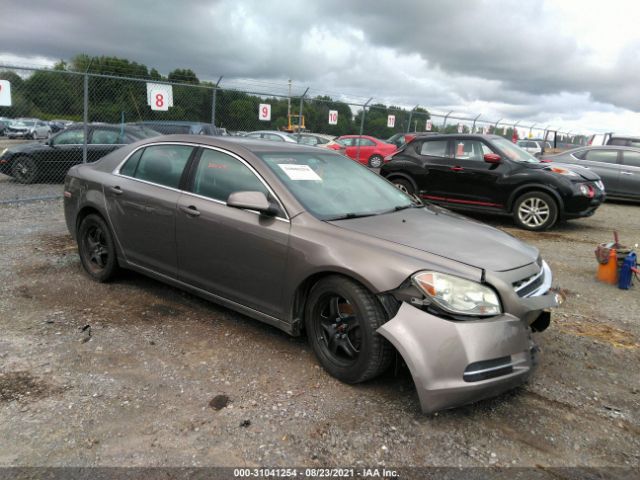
[133,145,193,188]
[359,138,375,146]
[453,140,485,161]
[419,140,448,157]
[120,149,144,176]
[53,130,84,145]
[584,150,619,164]
[192,149,268,203]
[622,151,640,168]
[91,129,121,145]
[339,138,353,147]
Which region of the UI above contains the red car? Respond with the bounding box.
[327,135,397,168]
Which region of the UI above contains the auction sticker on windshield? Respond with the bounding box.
[278,164,322,181]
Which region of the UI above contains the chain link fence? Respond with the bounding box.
[0,64,588,203]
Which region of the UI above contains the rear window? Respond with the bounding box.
[419,140,448,157]
[584,150,619,164]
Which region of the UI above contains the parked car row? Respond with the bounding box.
[0,117,78,139]
[0,123,160,183]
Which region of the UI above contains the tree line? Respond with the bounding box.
[0,54,581,143]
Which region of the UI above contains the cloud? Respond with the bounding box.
[1,0,639,133]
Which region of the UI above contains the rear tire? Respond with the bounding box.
[368,155,383,168]
[513,191,558,231]
[77,214,119,282]
[11,156,39,184]
[305,275,393,384]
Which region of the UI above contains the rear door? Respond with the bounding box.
[619,150,640,198]
[105,143,195,277]
[355,138,376,163]
[579,149,621,195]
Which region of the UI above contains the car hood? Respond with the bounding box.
[548,162,601,181]
[524,161,600,181]
[328,206,539,272]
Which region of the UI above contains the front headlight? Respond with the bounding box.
[412,271,502,316]
[0,148,7,158]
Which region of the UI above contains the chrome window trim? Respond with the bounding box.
[112,141,290,222]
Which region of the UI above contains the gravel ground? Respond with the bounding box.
[0,197,638,472]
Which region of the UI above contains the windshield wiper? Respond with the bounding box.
[325,212,378,221]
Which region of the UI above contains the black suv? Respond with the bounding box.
[380,134,605,230]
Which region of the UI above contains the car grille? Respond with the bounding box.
[513,267,545,298]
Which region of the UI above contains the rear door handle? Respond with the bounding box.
[109,186,123,195]
[621,171,634,175]
[179,205,201,217]
[451,166,464,172]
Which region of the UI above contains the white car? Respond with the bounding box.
[245,130,298,143]
[7,119,52,140]
[517,139,552,157]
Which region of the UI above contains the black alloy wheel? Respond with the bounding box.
[78,214,119,282]
[305,276,392,384]
[11,156,38,184]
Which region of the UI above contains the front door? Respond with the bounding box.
[176,147,289,318]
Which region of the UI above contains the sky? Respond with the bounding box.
[1,0,640,136]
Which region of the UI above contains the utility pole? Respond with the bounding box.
[287,79,291,120]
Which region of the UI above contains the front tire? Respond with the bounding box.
[11,156,39,184]
[513,191,558,231]
[368,155,383,168]
[78,214,119,282]
[305,275,392,384]
[31,131,38,140]
[391,177,416,195]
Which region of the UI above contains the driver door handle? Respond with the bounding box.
[180,205,201,217]
[109,186,123,195]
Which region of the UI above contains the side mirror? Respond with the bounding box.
[484,153,501,164]
[227,191,279,216]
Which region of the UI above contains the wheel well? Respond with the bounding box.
[508,187,562,213]
[384,172,417,190]
[75,206,104,234]
[290,271,381,336]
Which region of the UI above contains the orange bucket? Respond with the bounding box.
[596,248,618,284]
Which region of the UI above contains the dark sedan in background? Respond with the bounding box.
[380,134,605,230]
[542,146,640,201]
[63,135,557,413]
[0,124,159,183]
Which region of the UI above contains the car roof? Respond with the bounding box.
[133,134,331,154]
[140,120,210,126]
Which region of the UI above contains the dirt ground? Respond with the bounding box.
[0,186,639,472]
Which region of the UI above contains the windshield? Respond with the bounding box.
[491,136,540,163]
[12,121,32,127]
[260,152,417,220]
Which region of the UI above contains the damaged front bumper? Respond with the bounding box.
[378,290,558,414]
